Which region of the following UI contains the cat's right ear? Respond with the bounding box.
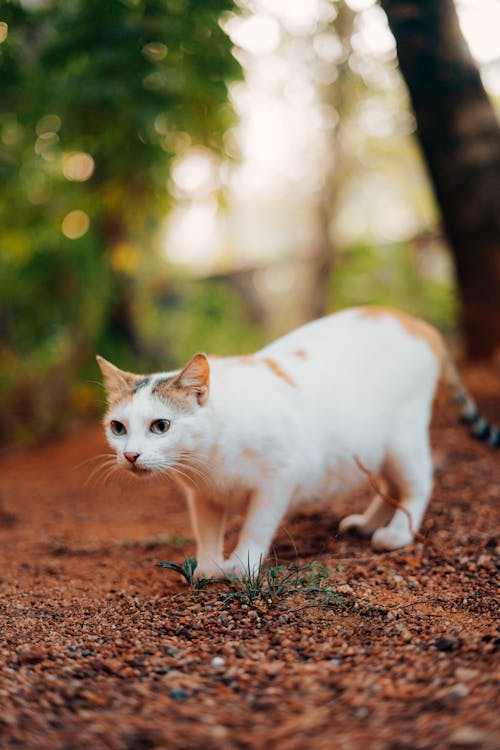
[172,353,210,406]
[96,355,138,399]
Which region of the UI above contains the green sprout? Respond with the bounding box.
[155,556,211,590]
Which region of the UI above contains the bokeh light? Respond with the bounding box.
[62,152,95,182]
[61,210,90,239]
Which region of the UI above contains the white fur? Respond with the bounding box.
[103,308,441,578]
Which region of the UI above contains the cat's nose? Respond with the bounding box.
[124,451,141,464]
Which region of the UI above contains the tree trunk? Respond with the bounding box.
[100,212,142,357]
[380,0,500,359]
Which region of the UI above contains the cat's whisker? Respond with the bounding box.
[168,464,200,489]
[170,456,213,488]
[171,452,214,489]
[73,453,116,472]
[85,458,118,487]
[154,466,183,489]
[95,464,119,487]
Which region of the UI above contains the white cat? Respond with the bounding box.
[97,306,497,579]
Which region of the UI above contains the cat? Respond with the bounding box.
[97,306,498,579]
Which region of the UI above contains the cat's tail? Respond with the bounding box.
[442,354,500,447]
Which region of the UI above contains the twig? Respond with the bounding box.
[353,455,426,544]
[385,596,443,611]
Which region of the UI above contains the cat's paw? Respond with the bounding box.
[371,527,413,551]
[194,559,225,581]
[338,514,372,537]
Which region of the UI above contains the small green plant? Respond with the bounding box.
[155,556,212,590]
[155,553,338,606]
[223,556,333,608]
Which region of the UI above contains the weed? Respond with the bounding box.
[169,533,191,547]
[155,556,211,590]
[50,533,69,555]
[223,557,333,608]
[155,554,338,607]
[123,533,191,550]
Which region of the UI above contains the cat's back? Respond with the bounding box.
[255,306,443,402]
[209,306,443,415]
[260,306,439,357]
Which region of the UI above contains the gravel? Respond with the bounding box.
[0,365,499,749]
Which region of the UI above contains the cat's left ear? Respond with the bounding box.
[174,353,210,406]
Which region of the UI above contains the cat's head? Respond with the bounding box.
[97,353,210,476]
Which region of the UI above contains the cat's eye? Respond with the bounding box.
[110,420,127,436]
[150,419,171,434]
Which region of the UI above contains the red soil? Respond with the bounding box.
[0,367,499,750]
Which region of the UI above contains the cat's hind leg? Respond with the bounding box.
[371,432,433,551]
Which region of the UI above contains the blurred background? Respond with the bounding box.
[1,0,499,451]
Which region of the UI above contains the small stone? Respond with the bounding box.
[434,636,461,652]
[17,646,45,664]
[437,683,470,704]
[449,726,485,747]
[454,667,479,682]
[448,683,470,699]
[211,656,225,667]
[170,689,189,702]
[477,554,490,567]
[337,584,354,595]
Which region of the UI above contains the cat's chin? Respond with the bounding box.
[126,465,153,477]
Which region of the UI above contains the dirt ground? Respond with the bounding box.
[0,366,499,750]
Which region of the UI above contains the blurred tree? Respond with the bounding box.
[380,0,500,359]
[0,0,240,445]
[301,1,356,322]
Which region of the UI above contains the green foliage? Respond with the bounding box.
[222,558,333,608]
[155,556,212,590]
[329,241,457,335]
[0,0,240,448]
[154,554,335,606]
[138,279,266,367]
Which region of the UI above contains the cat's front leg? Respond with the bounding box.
[222,483,291,578]
[185,491,226,579]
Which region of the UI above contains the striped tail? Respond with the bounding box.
[443,357,500,447]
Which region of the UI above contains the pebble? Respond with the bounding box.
[211,656,225,667]
[454,667,479,683]
[16,646,46,665]
[437,683,470,704]
[170,689,189,702]
[434,636,461,652]
[337,584,354,595]
[449,726,486,747]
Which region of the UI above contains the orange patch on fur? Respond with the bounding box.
[242,447,259,460]
[357,307,445,360]
[262,358,297,388]
[155,353,209,408]
[236,354,297,388]
[154,381,193,410]
[293,349,308,359]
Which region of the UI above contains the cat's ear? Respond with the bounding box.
[96,355,139,399]
[173,353,210,406]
